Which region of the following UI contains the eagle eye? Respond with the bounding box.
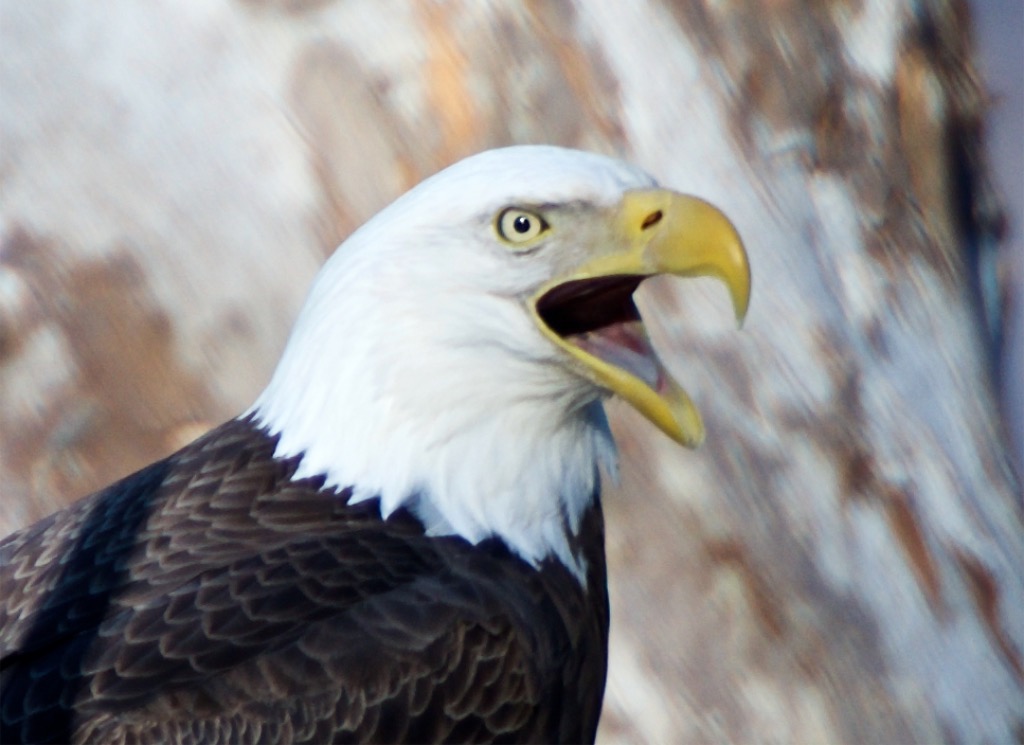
[496,208,548,245]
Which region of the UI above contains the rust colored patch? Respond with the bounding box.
[705,538,786,639]
[524,1,626,146]
[419,2,483,166]
[810,352,877,507]
[1,232,214,528]
[813,86,867,173]
[894,48,955,255]
[953,547,1024,683]
[841,446,875,499]
[883,488,945,614]
[287,42,401,253]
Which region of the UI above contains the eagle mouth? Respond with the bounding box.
[528,190,749,446]
[535,274,663,390]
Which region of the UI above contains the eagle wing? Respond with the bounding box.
[1,418,601,744]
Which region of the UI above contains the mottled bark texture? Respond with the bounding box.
[1,1,1020,742]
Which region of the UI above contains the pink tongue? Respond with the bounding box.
[571,322,665,390]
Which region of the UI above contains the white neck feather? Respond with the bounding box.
[249,268,617,578]
[252,355,614,571]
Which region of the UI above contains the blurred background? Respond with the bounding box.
[1,1,1021,741]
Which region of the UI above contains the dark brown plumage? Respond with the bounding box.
[0,417,609,744]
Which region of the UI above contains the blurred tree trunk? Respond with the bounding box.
[1,1,1020,742]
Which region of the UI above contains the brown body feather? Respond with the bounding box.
[0,417,609,744]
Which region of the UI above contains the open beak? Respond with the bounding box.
[530,190,750,447]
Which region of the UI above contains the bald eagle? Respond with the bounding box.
[0,146,749,744]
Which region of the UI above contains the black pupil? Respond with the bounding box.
[513,215,532,233]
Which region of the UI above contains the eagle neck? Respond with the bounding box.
[249,374,618,584]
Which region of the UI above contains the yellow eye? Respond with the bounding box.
[496,208,548,244]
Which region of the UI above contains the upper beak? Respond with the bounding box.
[530,189,750,446]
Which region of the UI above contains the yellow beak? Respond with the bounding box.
[530,190,750,446]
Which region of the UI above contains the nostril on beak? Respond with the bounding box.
[641,210,663,230]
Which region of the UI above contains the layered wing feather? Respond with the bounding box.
[0,418,608,744]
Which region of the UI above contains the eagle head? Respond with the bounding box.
[251,146,749,577]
